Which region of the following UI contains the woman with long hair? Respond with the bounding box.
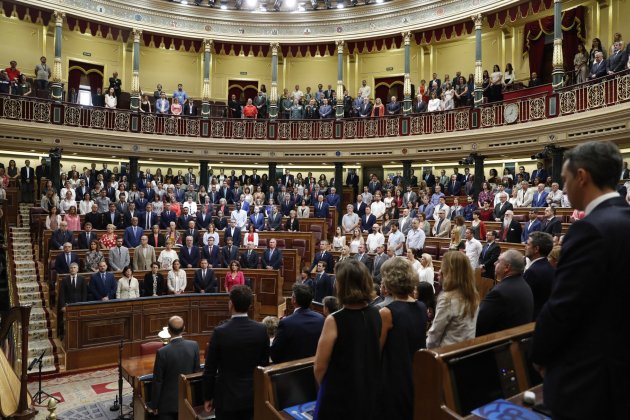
[427,252,480,348]
[418,253,435,287]
[225,260,245,292]
[84,240,104,272]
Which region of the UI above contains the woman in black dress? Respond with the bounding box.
[314,259,381,419]
[378,257,428,420]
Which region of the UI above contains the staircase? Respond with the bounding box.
[9,203,58,373]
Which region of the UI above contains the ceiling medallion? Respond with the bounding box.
[205,25,212,31]
[304,28,311,35]
[336,26,343,33]
[402,148,408,154]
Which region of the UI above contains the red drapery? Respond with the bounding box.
[374,76,404,104]
[522,5,586,78]
[67,60,104,96]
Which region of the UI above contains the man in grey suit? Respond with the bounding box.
[148,316,200,419]
[398,208,412,236]
[371,244,389,284]
[402,185,417,207]
[109,237,130,272]
[133,235,155,271]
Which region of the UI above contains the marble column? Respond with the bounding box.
[335,40,345,118]
[48,148,62,193]
[199,160,209,190]
[402,32,412,115]
[269,42,280,120]
[51,11,65,102]
[550,147,564,187]
[473,154,485,201]
[473,14,484,107]
[130,28,142,111]
[551,0,565,90]
[129,157,139,185]
[201,39,212,118]
[268,162,277,186]
[402,160,412,188]
[334,162,344,224]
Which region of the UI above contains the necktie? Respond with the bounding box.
[101,273,105,282]
[72,276,76,288]
[202,269,206,279]
[482,244,489,258]
[436,219,443,234]
[66,254,70,266]
[86,233,90,243]
[146,214,150,229]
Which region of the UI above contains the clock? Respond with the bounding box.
[504,103,519,124]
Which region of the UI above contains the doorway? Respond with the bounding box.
[227,80,259,103]
[68,60,104,104]
[374,76,404,103]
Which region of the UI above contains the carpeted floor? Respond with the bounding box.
[28,368,133,419]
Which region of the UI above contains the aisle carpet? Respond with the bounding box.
[28,368,132,419]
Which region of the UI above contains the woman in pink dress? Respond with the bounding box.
[224,260,245,292]
[63,206,81,231]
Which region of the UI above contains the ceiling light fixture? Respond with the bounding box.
[246,0,257,7]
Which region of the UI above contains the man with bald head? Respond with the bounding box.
[149,316,200,419]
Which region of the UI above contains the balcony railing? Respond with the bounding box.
[1,70,629,141]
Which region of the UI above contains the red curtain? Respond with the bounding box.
[523,6,586,78]
[227,80,259,102]
[67,60,104,95]
[374,76,404,103]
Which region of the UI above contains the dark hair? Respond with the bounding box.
[416,282,436,313]
[292,283,313,309]
[230,285,253,313]
[122,265,133,276]
[322,296,339,314]
[563,141,622,190]
[528,231,554,256]
[151,262,160,268]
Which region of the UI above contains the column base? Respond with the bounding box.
[474,89,484,107]
[335,104,344,119]
[403,97,412,116]
[269,104,278,120]
[201,101,210,119]
[130,94,140,112]
[51,82,64,103]
[552,70,565,91]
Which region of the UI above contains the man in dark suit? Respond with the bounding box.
[521,210,542,243]
[202,237,221,268]
[196,206,213,230]
[54,242,79,275]
[240,243,259,269]
[221,237,239,268]
[77,222,98,249]
[143,262,165,296]
[540,206,562,237]
[309,240,334,273]
[588,51,608,79]
[149,316,200,419]
[59,263,87,309]
[621,161,630,180]
[532,141,630,419]
[267,207,283,231]
[50,221,74,250]
[89,261,117,301]
[313,194,329,218]
[476,249,534,336]
[523,231,555,320]
[139,203,157,231]
[371,244,389,284]
[353,195,367,217]
[179,236,200,269]
[159,203,177,229]
[262,238,282,270]
[20,159,35,202]
[499,210,523,243]
[492,192,513,221]
[270,283,325,363]
[281,170,294,186]
[182,101,197,117]
[345,169,359,191]
[123,217,143,248]
[194,259,217,293]
[183,220,200,246]
[35,158,50,182]
[177,207,194,230]
[479,231,501,279]
[203,286,269,419]
[360,207,377,233]
[105,202,124,229]
[446,175,462,196]
[531,162,548,184]
[354,243,373,272]
[84,203,104,230]
[224,220,242,247]
[607,41,628,74]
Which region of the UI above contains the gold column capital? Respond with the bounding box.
[270,42,280,55]
[472,14,483,29]
[53,11,65,26]
[203,39,213,52]
[132,28,142,42]
[402,31,412,45]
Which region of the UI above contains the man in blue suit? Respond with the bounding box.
[202,237,221,268]
[531,162,548,184]
[159,203,177,229]
[139,203,157,231]
[262,238,282,270]
[270,283,325,363]
[523,231,555,320]
[310,240,334,274]
[179,236,200,268]
[532,141,630,419]
[313,194,330,218]
[521,210,542,243]
[446,175,462,196]
[326,187,341,208]
[123,217,143,248]
[249,207,265,231]
[531,184,549,207]
[89,261,117,301]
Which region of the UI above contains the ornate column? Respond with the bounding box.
[402,32,412,115]
[551,0,565,90]
[550,146,564,187]
[269,42,280,120]
[201,39,212,118]
[48,148,62,193]
[335,40,345,119]
[334,162,344,225]
[473,14,484,107]
[129,157,139,185]
[402,160,412,188]
[268,162,277,186]
[473,154,485,200]
[199,160,209,190]
[51,11,65,102]
[130,28,142,111]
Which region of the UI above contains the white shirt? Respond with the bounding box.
[167,269,187,293]
[359,85,371,98]
[428,98,441,112]
[231,209,248,228]
[418,266,435,287]
[465,238,482,269]
[370,201,385,219]
[79,200,94,215]
[366,232,385,253]
[387,230,405,256]
[183,201,198,214]
[202,231,220,246]
[433,203,450,221]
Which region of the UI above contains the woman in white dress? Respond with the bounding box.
[406,249,422,273]
[158,241,178,270]
[167,259,187,294]
[349,228,364,254]
[418,253,435,289]
[332,227,346,251]
[427,91,441,112]
[104,87,117,109]
[78,192,94,215]
[117,266,140,299]
[442,83,455,110]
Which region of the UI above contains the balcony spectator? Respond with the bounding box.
[104,87,117,109]
[34,56,51,92]
[156,92,170,114]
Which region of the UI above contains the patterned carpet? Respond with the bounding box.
[28,368,133,419]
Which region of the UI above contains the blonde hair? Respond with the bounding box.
[421,253,434,269]
[381,257,417,297]
[440,251,479,319]
[449,228,462,248]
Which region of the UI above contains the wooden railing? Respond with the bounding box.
[1,70,628,140]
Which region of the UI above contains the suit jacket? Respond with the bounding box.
[360,214,376,232]
[50,230,74,250]
[532,196,630,419]
[372,253,390,284]
[446,180,462,196]
[224,226,242,247]
[196,211,213,230]
[531,169,548,183]
[123,225,144,248]
[138,211,157,230]
[54,252,79,274]
[523,258,555,320]
[203,317,269,412]
[108,246,130,271]
[249,213,265,231]
[492,202,513,220]
[159,210,177,229]
[148,233,166,248]
[432,218,451,238]
[262,248,282,270]
[267,213,283,231]
[540,217,562,237]
[177,213,194,230]
[589,59,608,78]
[77,231,99,250]
[476,274,534,336]
[202,245,221,268]
[194,268,217,293]
[500,219,523,243]
[310,251,334,274]
[20,166,34,183]
[353,201,367,217]
[143,272,165,296]
[134,197,149,212]
[85,212,104,230]
[307,273,335,303]
[183,228,200,245]
[89,271,117,300]
[532,191,549,207]
[133,245,155,271]
[607,50,628,73]
[179,246,200,268]
[284,218,299,232]
[151,338,200,414]
[313,201,330,218]
[182,103,198,116]
[59,274,87,310]
[270,308,325,363]
[478,242,500,279]
[521,219,542,243]
[354,253,373,272]
[240,249,260,269]
[221,245,239,268]
[123,211,139,228]
[105,211,124,229]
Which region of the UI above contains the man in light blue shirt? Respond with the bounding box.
[156,92,170,114]
[172,84,188,106]
[318,98,333,119]
[430,184,445,206]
